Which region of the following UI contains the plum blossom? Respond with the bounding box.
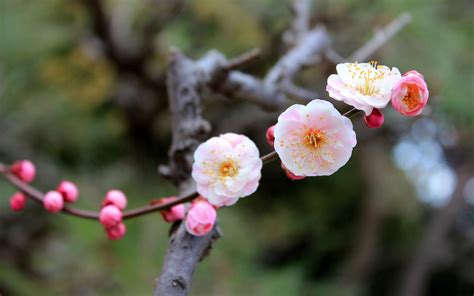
[326,62,401,115]
[185,199,217,236]
[274,99,356,177]
[192,133,262,207]
[391,70,429,116]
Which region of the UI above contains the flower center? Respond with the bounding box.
[402,85,420,110]
[303,129,326,148]
[219,161,238,178]
[347,61,385,96]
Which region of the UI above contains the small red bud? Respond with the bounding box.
[266,125,275,147]
[363,108,384,128]
[10,192,27,212]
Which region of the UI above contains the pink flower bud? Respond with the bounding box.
[10,192,27,212]
[157,197,185,223]
[391,70,429,116]
[102,190,127,210]
[266,125,275,147]
[43,191,64,213]
[363,108,384,128]
[106,222,126,240]
[281,163,305,180]
[185,200,217,236]
[11,160,36,183]
[57,181,79,203]
[99,205,123,228]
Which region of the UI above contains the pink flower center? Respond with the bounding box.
[402,84,420,110]
[303,129,326,149]
[219,161,237,178]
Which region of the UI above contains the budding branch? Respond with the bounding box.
[0,150,279,221]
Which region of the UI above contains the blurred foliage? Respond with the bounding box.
[0,0,472,295]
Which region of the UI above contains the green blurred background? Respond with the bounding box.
[0,0,473,295]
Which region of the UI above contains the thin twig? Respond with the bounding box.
[225,48,261,71]
[350,13,412,62]
[325,13,412,64]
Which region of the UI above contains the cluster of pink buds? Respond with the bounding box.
[43,181,79,213]
[185,197,217,236]
[8,160,79,213]
[99,190,128,240]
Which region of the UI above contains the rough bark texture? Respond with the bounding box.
[154,49,218,296]
[154,222,220,296]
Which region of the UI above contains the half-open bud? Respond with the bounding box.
[391,70,429,116]
[185,200,216,236]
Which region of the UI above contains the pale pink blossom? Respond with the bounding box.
[326,62,401,115]
[157,197,185,222]
[185,200,217,236]
[10,192,27,212]
[103,190,127,210]
[11,160,36,183]
[106,222,126,240]
[363,108,384,128]
[266,125,275,147]
[391,70,429,116]
[43,191,64,213]
[99,205,123,228]
[274,99,357,177]
[192,133,262,207]
[57,181,79,203]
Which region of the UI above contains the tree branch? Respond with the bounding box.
[325,12,412,63]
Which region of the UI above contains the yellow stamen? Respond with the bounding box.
[303,129,326,148]
[219,161,237,178]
